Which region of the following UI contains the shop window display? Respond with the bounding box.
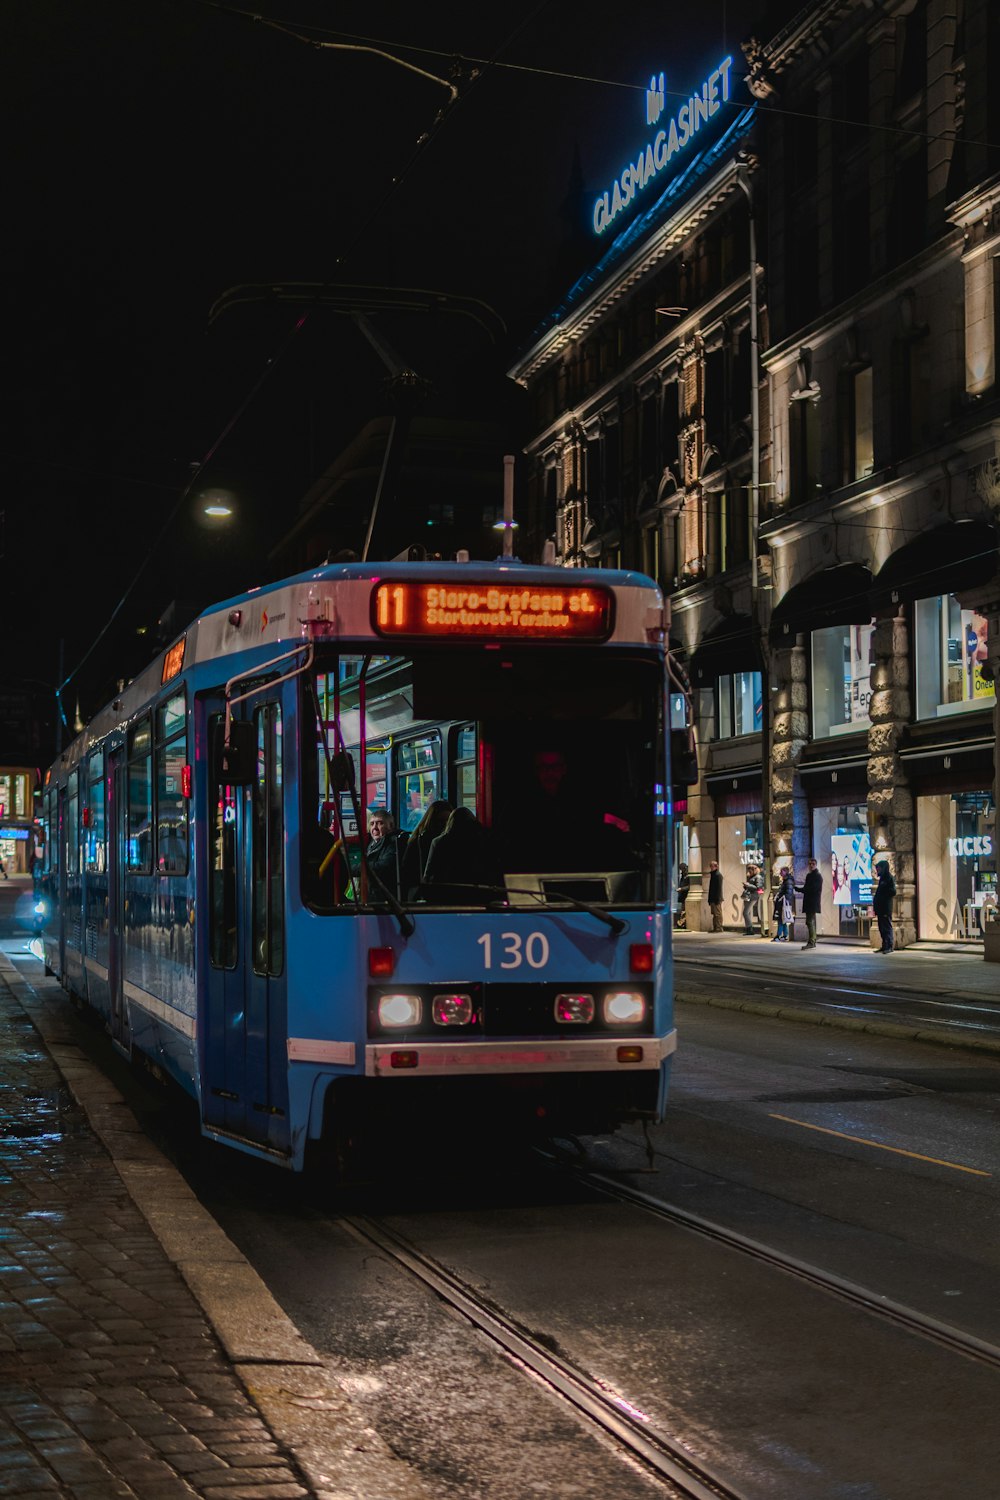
[917,791,996,941]
[811,622,874,738]
[812,805,874,936]
[914,595,994,719]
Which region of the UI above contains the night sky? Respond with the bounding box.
[5,0,770,723]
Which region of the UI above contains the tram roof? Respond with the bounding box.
[51,561,667,771]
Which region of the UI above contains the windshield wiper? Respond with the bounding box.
[416,882,627,936]
[364,862,415,938]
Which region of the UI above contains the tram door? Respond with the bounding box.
[201,698,290,1155]
[106,747,128,1049]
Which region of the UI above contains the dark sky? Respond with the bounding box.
[4,0,772,720]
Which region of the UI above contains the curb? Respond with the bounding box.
[675,988,1000,1057]
[1,956,436,1500]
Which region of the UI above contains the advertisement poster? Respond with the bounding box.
[831,829,874,907]
[849,623,874,723]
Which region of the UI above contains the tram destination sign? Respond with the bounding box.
[372,582,614,640]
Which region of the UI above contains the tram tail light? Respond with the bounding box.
[629,942,654,973]
[369,946,395,977]
[390,1051,419,1069]
[432,993,474,1025]
[554,993,595,1024]
[617,1046,644,1064]
[603,991,646,1025]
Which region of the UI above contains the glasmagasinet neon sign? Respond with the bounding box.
[593,56,733,235]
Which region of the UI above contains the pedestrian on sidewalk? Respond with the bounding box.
[873,859,896,952]
[741,865,762,934]
[772,866,794,941]
[708,861,724,932]
[0,857,6,879]
[796,857,822,948]
[675,862,690,928]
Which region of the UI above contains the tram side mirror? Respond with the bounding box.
[214,719,256,785]
[329,750,356,793]
[670,729,699,787]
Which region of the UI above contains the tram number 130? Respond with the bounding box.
[477,932,550,970]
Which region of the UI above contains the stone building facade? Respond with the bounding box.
[511,0,999,949]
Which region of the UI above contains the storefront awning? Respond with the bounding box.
[871,519,998,611]
[769,563,873,645]
[689,615,759,685]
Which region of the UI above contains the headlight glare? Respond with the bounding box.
[603,991,645,1025]
[378,993,422,1028]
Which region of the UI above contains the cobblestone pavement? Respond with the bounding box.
[0,982,311,1500]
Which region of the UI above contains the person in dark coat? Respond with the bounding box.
[707,861,724,931]
[675,863,690,929]
[872,859,896,952]
[772,867,795,941]
[741,865,762,934]
[795,857,823,949]
[399,799,454,900]
[365,810,409,901]
[423,806,503,905]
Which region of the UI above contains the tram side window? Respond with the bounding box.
[86,751,106,873]
[155,692,188,874]
[396,732,441,832]
[252,703,284,977]
[66,771,80,875]
[209,715,237,969]
[45,788,59,874]
[451,723,477,812]
[127,719,153,871]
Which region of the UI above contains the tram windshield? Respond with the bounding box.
[301,648,667,912]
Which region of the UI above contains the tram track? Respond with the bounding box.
[673,955,1000,1033]
[341,1149,1000,1500]
[340,1211,752,1500]
[545,1154,1000,1372]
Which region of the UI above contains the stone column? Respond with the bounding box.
[770,634,810,883]
[867,608,916,948]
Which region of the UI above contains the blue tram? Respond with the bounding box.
[40,561,677,1170]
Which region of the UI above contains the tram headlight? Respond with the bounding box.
[554,993,595,1024]
[432,993,474,1026]
[602,991,646,1026]
[378,993,422,1028]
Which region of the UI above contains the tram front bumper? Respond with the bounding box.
[364,1030,676,1078]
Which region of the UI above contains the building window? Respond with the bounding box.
[812,622,875,737]
[717,672,762,738]
[789,397,820,502]
[914,595,994,718]
[852,367,874,480]
[721,487,750,569]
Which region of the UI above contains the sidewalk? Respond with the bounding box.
[673,928,1000,1054]
[0,955,433,1500]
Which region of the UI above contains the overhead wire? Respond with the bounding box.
[54,314,309,729]
[186,0,1000,156]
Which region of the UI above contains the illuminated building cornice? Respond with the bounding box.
[508,110,755,388]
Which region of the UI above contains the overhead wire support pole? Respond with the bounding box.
[736,155,772,935]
